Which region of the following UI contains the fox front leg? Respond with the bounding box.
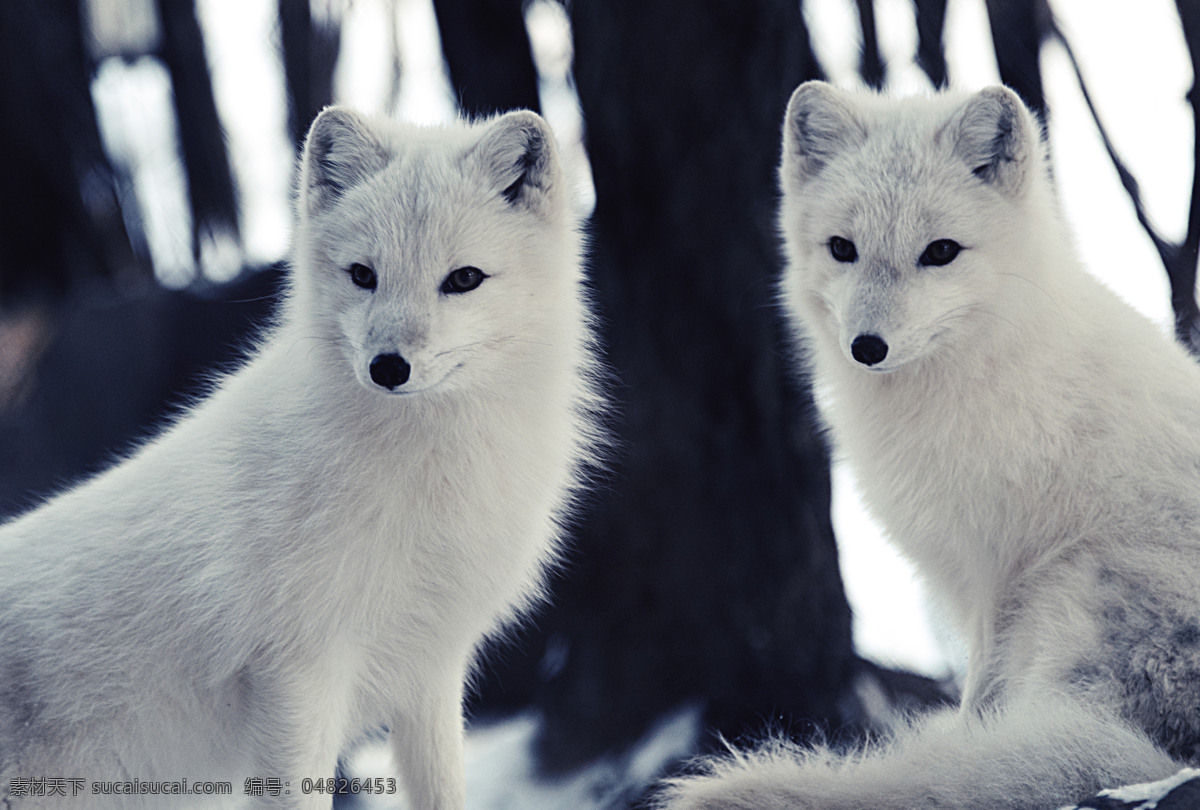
[389,681,467,810]
[239,666,347,809]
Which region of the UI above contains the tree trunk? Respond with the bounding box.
[856,0,886,88]
[155,0,240,266]
[913,0,949,88]
[278,0,341,149]
[984,0,1050,118]
[0,0,141,304]
[530,0,856,773]
[1170,0,1200,353]
[431,0,540,117]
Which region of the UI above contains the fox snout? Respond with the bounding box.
[356,342,461,395]
[369,353,411,390]
[850,333,889,367]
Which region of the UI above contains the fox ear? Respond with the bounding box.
[471,110,561,214]
[782,81,865,186]
[953,86,1037,195]
[301,107,389,214]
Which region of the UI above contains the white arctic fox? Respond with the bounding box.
[657,82,1200,809]
[0,107,601,808]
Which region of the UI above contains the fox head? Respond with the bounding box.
[777,82,1053,375]
[289,107,581,398]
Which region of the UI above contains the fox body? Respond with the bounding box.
[658,83,1200,809]
[0,107,600,808]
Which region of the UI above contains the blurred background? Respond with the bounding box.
[0,0,1196,807]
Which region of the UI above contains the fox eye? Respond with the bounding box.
[829,236,857,263]
[441,266,488,294]
[348,263,377,290]
[919,239,962,267]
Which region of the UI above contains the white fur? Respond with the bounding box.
[657,83,1200,809]
[0,108,602,809]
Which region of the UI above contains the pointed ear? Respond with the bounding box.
[953,86,1037,195]
[782,81,866,186]
[300,107,389,214]
[471,110,561,213]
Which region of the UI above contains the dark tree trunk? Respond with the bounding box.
[155,0,240,263]
[278,0,341,149]
[913,0,949,88]
[432,0,540,117]
[1170,0,1200,353]
[984,0,1050,118]
[0,0,141,304]
[528,0,856,774]
[856,0,886,89]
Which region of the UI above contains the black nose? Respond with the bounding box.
[369,353,411,389]
[850,334,889,366]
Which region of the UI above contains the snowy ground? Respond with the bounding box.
[339,708,701,809]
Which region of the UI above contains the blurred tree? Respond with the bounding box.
[528,0,860,773]
[432,0,541,117]
[1172,0,1200,352]
[278,0,341,149]
[913,0,949,88]
[984,0,1050,117]
[856,0,886,89]
[154,0,240,269]
[0,0,140,305]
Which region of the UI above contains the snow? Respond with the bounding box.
[342,708,701,809]
[1058,767,1200,810]
[1098,767,1200,803]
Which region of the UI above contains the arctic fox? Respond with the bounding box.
[0,107,601,809]
[656,82,1200,809]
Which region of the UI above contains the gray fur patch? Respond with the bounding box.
[1082,583,1200,764]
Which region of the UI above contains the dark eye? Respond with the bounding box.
[919,239,962,267]
[829,236,857,263]
[441,266,488,294]
[348,263,377,290]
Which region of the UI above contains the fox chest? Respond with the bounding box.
[826,383,1058,593]
[323,442,564,620]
